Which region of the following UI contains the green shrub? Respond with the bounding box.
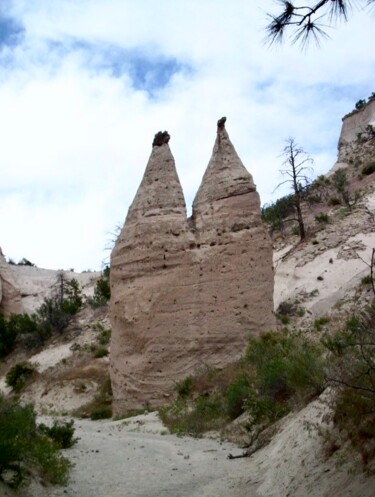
[17,258,35,267]
[93,322,111,345]
[278,315,290,325]
[5,362,36,392]
[322,304,375,468]
[226,373,251,420]
[361,274,372,285]
[261,194,296,232]
[38,420,78,449]
[362,162,375,176]
[90,405,112,420]
[314,316,330,331]
[93,347,108,358]
[328,196,341,206]
[0,314,17,358]
[277,301,295,316]
[0,396,70,487]
[355,99,366,110]
[162,330,325,437]
[245,331,325,406]
[315,213,329,223]
[88,274,111,309]
[175,376,194,399]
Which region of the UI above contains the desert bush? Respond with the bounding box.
[362,162,375,176]
[328,196,341,206]
[261,194,296,232]
[0,396,70,487]
[0,314,17,358]
[314,316,330,331]
[245,331,325,406]
[88,269,111,309]
[38,420,78,449]
[322,303,375,468]
[175,376,194,399]
[17,258,35,267]
[93,346,109,358]
[315,213,329,224]
[226,373,252,420]
[5,362,36,392]
[93,322,111,345]
[161,330,325,437]
[361,275,372,285]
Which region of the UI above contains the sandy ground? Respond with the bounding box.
[39,413,249,497]
[3,400,372,497]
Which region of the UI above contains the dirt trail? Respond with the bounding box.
[46,415,250,497]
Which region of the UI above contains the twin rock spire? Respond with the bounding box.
[109,118,275,416]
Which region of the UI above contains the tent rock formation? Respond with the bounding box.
[110,119,275,415]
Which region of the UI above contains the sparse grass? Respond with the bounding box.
[314,316,330,332]
[74,375,112,420]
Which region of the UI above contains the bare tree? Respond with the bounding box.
[265,0,375,47]
[275,138,314,241]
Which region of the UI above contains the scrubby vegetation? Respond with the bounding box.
[160,302,375,469]
[38,420,78,449]
[5,362,36,393]
[88,266,111,309]
[160,329,325,437]
[0,274,83,355]
[323,304,375,470]
[0,396,73,487]
[74,375,113,420]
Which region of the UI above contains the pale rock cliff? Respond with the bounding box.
[339,99,375,149]
[110,120,275,415]
[0,247,22,317]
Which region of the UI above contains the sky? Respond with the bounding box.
[0,0,374,271]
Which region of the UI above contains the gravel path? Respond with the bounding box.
[46,415,250,497]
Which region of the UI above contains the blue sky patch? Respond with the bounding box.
[48,39,192,96]
[0,14,24,48]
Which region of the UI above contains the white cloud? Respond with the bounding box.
[0,0,374,270]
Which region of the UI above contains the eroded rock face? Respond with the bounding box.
[339,99,375,147]
[110,124,275,415]
[0,248,22,317]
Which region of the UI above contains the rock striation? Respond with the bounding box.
[0,247,22,317]
[110,120,275,415]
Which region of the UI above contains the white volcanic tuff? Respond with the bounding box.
[339,99,375,145]
[110,124,275,416]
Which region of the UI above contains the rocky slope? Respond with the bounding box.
[0,101,374,497]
